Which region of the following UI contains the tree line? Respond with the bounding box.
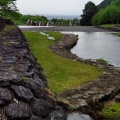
[1,0,120,26]
[0,0,80,26]
[16,14,80,26]
[92,0,120,25]
[97,0,116,10]
[80,0,120,26]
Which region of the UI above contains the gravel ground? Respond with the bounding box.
[19,26,110,32]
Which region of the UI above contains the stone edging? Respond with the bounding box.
[50,33,120,119]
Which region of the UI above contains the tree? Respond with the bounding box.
[92,3,120,25]
[92,10,104,25]
[80,1,98,26]
[97,0,115,10]
[0,0,17,17]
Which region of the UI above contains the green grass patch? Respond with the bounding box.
[100,24,116,28]
[95,58,108,65]
[23,31,103,94]
[101,101,120,120]
[114,32,120,37]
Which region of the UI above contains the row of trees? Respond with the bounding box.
[80,0,120,26]
[22,15,48,25]
[97,0,115,10]
[0,0,80,26]
[92,4,120,25]
[16,15,80,26]
[2,0,120,26]
[25,17,80,26]
[50,18,80,26]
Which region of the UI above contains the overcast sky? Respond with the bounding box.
[16,0,103,15]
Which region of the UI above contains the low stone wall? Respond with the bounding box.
[50,33,120,119]
[0,18,67,120]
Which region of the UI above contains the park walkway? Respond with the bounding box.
[19,26,110,32]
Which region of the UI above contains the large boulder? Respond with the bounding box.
[5,103,31,119]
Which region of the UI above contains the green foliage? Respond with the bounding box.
[8,14,48,25]
[67,106,74,112]
[115,0,120,6]
[0,0,48,25]
[50,18,80,26]
[6,13,79,26]
[80,1,98,26]
[95,58,108,65]
[101,102,120,120]
[100,24,116,28]
[115,32,120,37]
[21,15,48,25]
[91,9,104,25]
[97,0,116,10]
[0,0,18,17]
[23,31,103,93]
[12,15,80,26]
[92,3,120,25]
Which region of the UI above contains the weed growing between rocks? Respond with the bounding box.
[95,58,108,65]
[100,101,120,120]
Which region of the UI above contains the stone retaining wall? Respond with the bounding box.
[0,18,66,120]
[1,16,120,119]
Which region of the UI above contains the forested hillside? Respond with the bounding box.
[98,0,115,9]
[115,0,120,6]
[92,0,120,25]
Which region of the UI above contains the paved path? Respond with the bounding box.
[19,26,110,32]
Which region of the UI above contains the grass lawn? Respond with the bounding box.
[100,101,120,120]
[100,24,116,28]
[23,31,103,94]
[115,32,120,37]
